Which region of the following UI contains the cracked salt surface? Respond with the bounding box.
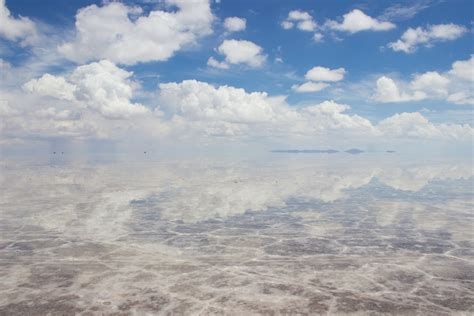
[0,154,473,315]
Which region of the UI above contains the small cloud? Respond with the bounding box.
[380,1,430,21]
[281,10,317,32]
[223,17,246,32]
[275,57,284,63]
[216,39,266,68]
[326,9,395,33]
[291,66,345,94]
[292,82,329,93]
[281,21,294,29]
[305,66,346,82]
[297,19,317,32]
[313,32,324,43]
[207,57,229,69]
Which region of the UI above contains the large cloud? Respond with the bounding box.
[158,80,285,124]
[449,55,474,81]
[378,112,473,140]
[0,91,100,141]
[302,101,374,132]
[373,56,474,105]
[23,60,149,118]
[326,9,395,33]
[57,0,214,65]
[373,76,427,103]
[0,0,37,45]
[410,71,450,97]
[388,24,467,53]
[157,80,377,138]
[23,74,77,101]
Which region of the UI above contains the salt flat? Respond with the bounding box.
[0,154,473,315]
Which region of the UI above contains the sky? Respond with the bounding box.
[0,0,473,153]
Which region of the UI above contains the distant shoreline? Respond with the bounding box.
[271,149,396,154]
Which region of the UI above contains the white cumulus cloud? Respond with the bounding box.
[58,0,214,65]
[0,0,37,45]
[303,100,374,132]
[223,17,246,32]
[327,9,395,33]
[388,24,467,53]
[446,92,474,106]
[288,10,312,21]
[292,66,346,94]
[378,112,473,140]
[449,55,474,81]
[207,56,229,69]
[6,68,473,144]
[410,71,450,97]
[282,10,317,32]
[373,56,473,105]
[216,39,266,68]
[23,60,149,118]
[281,20,294,30]
[292,82,329,93]
[158,81,375,137]
[373,76,427,103]
[305,66,346,82]
[158,80,282,124]
[313,32,324,43]
[23,74,77,101]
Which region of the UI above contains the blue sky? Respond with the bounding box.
[0,0,473,151]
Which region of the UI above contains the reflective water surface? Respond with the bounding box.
[0,153,473,315]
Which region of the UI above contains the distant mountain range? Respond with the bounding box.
[345,148,364,154]
[271,149,339,154]
[271,149,396,154]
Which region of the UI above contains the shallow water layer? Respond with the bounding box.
[0,154,473,315]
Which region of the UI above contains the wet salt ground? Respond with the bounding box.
[0,155,473,315]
